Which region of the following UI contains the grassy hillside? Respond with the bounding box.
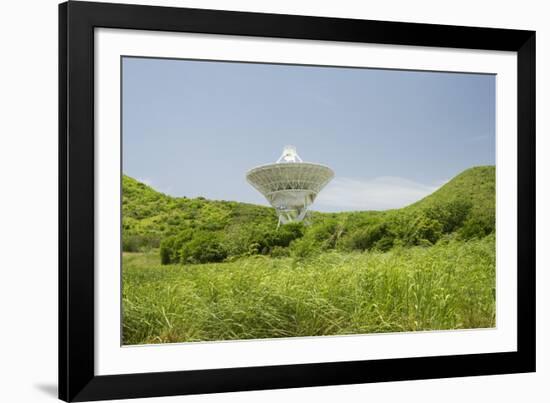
[123,166,495,261]
[122,176,277,252]
[409,166,495,216]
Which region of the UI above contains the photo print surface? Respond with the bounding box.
[121,56,496,345]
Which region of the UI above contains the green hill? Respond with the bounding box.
[409,166,495,216]
[122,176,276,251]
[122,166,495,262]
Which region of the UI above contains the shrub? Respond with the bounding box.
[403,215,443,246]
[424,199,472,233]
[308,218,343,249]
[160,243,171,265]
[247,242,262,256]
[159,229,194,265]
[270,223,304,247]
[459,214,495,240]
[290,237,320,259]
[374,235,394,252]
[179,232,228,264]
[344,223,390,251]
[248,222,305,255]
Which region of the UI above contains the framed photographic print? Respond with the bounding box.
[59,1,535,401]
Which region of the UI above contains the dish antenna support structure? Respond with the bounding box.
[246,146,334,227]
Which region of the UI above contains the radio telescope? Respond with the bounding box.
[246,146,334,226]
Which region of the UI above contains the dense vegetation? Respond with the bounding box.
[123,166,495,263]
[123,236,495,344]
[122,166,496,344]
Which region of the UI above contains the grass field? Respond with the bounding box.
[122,235,495,345]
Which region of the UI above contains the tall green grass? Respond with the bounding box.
[122,235,495,345]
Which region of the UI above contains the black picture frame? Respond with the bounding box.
[59,1,536,401]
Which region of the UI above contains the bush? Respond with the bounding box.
[344,223,390,251]
[248,222,305,255]
[221,224,268,257]
[247,242,262,256]
[459,214,495,240]
[179,231,228,264]
[160,243,171,265]
[159,229,194,265]
[308,218,343,249]
[424,199,472,233]
[290,237,320,259]
[270,223,305,247]
[403,215,443,246]
[374,235,394,252]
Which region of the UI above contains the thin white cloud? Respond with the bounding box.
[315,176,442,212]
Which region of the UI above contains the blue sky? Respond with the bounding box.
[122,57,495,212]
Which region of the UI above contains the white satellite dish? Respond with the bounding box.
[246,146,334,226]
